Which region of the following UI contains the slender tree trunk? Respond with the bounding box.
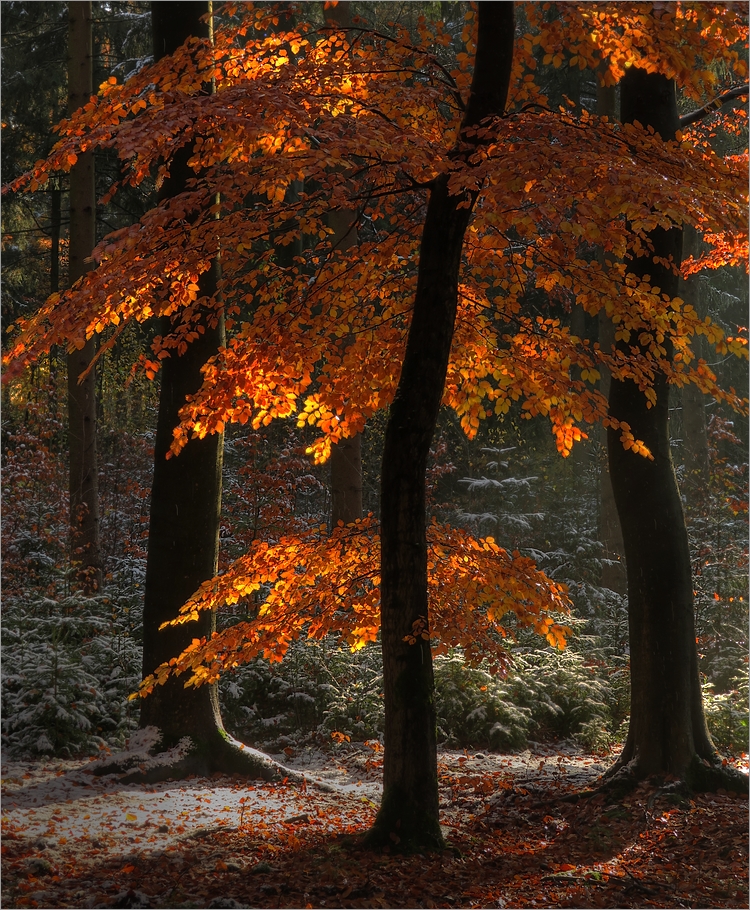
[67,0,102,593]
[682,381,709,500]
[680,227,710,510]
[330,431,362,526]
[595,80,627,594]
[328,206,363,527]
[366,3,514,851]
[126,1,279,783]
[50,182,62,295]
[607,65,744,791]
[598,310,626,593]
[323,3,363,527]
[49,180,62,388]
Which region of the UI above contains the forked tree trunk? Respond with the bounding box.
[67,0,102,593]
[366,3,514,851]
[127,1,279,783]
[607,65,745,792]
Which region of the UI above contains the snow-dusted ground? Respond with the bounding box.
[0,734,620,910]
[2,739,390,908]
[3,740,747,909]
[1,738,610,863]
[2,749,379,859]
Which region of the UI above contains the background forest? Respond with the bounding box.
[1,0,748,771]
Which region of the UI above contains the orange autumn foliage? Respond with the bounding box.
[135,517,572,697]
[2,3,747,690]
[4,4,746,455]
[523,1,747,96]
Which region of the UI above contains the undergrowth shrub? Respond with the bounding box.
[220,637,384,749]
[702,669,749,755]
[433,656,530,751]
[1,591,142,757]
[220,635,630,754]
[2,409,148,759]
[506,641,630,752]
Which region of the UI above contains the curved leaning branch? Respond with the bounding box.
[679,82,749,128]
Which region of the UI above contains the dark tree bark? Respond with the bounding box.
[598,303,627,594]
[118,1,280,783]
[366,3,515,851]
[323,2,364,528]
[595,79,627,595]
[327,208,363,527]
[680,228,710,509]
[607,65,746,792]
[67,0,102,593]
[330,431,363,526]
[50,181,62,295]
[682,379,710,502]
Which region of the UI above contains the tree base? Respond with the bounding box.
[87,726,297,785]
[362,788,445,854]
[597,750,748,798]
[684,753,749,794]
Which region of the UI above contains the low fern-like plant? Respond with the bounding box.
[220,635,631,755]
[1,591,141,757]
[506,643,630,752]
[220,636,385,749]
[702,669,749,755]
[433,655,530,751]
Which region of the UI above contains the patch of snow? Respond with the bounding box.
[86,726,164,772]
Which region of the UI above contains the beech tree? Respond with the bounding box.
[607,60,744,790]
[523,2,747,790]
[121,1,280,781]
[365,1,515,850]
[3,0,747,807]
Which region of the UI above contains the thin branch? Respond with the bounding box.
[679,83,748,129]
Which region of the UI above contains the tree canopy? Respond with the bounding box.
[3,0,747,694]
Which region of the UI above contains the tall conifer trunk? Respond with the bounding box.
[367,3,514,850]
[67,0,102,593]
[607,64,745,791]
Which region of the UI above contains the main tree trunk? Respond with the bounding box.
[366,3,515,850]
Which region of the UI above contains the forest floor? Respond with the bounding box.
[2,742,748,909]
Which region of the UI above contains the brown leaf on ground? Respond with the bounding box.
[2,749,747,908]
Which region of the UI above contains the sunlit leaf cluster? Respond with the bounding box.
[2,2,747,688]
[136,516,571,696]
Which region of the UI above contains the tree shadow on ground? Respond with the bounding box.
[3,775,747,909]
